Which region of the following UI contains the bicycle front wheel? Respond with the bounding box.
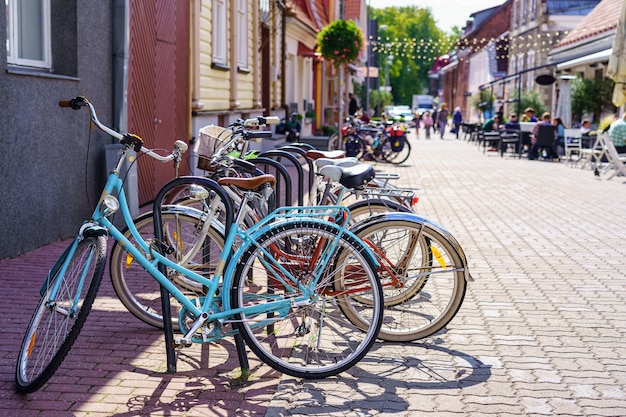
[110,210,224,330]
[16,235,107,393]
[232,220,383,379]
[351,218,467,342]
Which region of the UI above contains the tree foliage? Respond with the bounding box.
[571,77,616,123]
[369,6,454,106]
[510,89,547,118]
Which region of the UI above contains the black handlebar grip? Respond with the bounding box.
[247,131,273,140]
[59,96,86,110]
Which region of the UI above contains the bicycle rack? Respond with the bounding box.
[248,157,293,210]
[278,145,316,203]
[258,149,305,206]
[150,176,247,374]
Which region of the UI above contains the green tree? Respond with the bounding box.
[510,89,547,118]
[572,77,616,123]
[370,90,394,113]
[370,6,455,106]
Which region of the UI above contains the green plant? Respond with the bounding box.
[322,125,337,136]
[317,20,363,68]
[471,89,495,115]
[572,77,616,123]
[510,89,546,118]
[305,111,316,120]
[370,90,393,115]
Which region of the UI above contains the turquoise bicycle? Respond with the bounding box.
[15,96,384,394]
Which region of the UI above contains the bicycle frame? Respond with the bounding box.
[86,161,377,345]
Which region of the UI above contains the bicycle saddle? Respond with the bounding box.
[319,163,376,189]
[305,149,346,160]
[315,157,359,169]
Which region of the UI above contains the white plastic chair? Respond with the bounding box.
[601,133,626,180]
[563,128,582,166]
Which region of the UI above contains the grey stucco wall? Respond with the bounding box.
[0,2,114,259]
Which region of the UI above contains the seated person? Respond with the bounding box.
[528,112,557,160]
[504,113,520,132]
[580,119,591,136]
[482,115,500,132]
[482,115,501,151]
[608,113,626,153]
[580,119,594,148]
[522,107,537,122]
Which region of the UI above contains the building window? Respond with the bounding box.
[212,0,227,66]
[530,0,536,21]
[6,0,51,69]
[236,0,248,70]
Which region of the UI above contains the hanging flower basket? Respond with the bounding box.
[317,20,364,68]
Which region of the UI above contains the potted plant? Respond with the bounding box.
[316,20,363,67]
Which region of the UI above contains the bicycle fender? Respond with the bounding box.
[39,239,78,296]
[221,218,381,311]
[350,212,474,283]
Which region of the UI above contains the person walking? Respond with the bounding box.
[422,111,434,139]
[437,103,449,139]
[452,107,462,139]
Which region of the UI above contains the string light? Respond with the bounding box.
[367,25,613,64]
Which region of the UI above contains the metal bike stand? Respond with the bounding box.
[249,157,293,208]
[258,150,304,206]
[278,145,315,202]
[151,176,242,374]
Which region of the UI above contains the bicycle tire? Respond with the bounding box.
[110,210,225,330]
[328,133,341,151]
[387,138,411,165]
[346,198,412,225]
[16,235,107,393]
[347,217,467,342]
[231,220,383,379]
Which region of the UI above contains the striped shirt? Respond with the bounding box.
[609,118,626,147]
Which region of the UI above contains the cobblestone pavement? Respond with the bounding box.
[3,128,626,416]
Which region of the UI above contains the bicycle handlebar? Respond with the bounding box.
[59,96,187,162]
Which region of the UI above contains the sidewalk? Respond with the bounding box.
[3,128,626,416]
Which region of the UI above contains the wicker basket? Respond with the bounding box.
[196,125,232,170]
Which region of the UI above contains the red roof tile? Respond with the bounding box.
[553,0,621,50]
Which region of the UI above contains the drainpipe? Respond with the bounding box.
[112,0,129,133]
[276,1,288,115]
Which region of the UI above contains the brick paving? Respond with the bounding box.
[2,128,626,416]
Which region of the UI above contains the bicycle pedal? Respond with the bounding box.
[173,339,192,349]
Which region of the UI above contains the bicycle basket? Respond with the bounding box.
[196,125,233,170]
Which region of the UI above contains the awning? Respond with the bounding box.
[297,42,316,57]
[556,48,612,70]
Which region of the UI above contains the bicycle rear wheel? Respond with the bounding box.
[347,217,467,342]
[383,137,411,165]
[231,220,383,379]
[110,210,224,330]
[16,235,107,393]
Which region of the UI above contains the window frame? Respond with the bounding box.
[6,0,52,69]
[235,0,248,70]
[212,0,228,67]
